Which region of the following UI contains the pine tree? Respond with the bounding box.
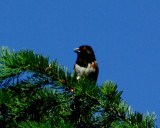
[0,47,158,128]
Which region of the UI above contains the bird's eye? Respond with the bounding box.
[83,47,86,50]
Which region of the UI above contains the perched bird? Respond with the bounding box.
[74,45,99,82]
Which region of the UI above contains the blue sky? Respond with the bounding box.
[0,0,160,125]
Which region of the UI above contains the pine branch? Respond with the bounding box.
[0,47,158,128]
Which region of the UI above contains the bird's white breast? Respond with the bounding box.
[74,62,96,80]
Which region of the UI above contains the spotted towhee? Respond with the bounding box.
[74,45,99,82]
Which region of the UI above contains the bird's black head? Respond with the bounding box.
[74,45,96,67]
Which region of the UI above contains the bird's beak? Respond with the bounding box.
[74,48,80,53]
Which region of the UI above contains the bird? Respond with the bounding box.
[73,45,99,82]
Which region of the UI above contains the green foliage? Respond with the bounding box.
[0,47,158,128]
